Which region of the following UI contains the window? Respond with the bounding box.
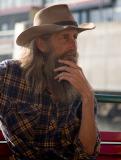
[1,24,8,31]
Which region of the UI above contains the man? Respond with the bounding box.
[0,4,100,160]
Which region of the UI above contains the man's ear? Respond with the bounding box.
[35,38,47,52]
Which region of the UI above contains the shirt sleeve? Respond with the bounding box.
[73,129,100,160]
[0,60,7,113]
[0,60,7,90]
[72,97,101,160]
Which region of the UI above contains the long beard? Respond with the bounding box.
[43,50,79,105]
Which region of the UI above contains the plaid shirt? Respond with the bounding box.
[0,59,100,160]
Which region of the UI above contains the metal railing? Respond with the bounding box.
[95,93,121,103]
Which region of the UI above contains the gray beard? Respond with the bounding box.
[43,50,79,105]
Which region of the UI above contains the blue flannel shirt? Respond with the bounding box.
[0,59,100,160]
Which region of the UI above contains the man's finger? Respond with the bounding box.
[58,59,81,69]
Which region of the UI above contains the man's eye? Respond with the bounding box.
[74,34,78,39]
[63,34,69,40]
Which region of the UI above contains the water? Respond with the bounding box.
[97,102,121,131]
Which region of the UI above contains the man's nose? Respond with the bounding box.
[68,38,77,50]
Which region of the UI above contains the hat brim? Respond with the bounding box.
[16,23,95,46]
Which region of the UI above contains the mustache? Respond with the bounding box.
[42,50,79,104]
[58,50,78,63]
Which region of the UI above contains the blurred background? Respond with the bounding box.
[0,0,121,131]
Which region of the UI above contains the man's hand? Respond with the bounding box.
[54,59,97,155]
[54,59,94,100]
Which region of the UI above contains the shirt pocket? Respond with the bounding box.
[4,100,40,138]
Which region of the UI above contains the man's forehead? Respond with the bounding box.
[54,28,78,36]
[39,28,78,41]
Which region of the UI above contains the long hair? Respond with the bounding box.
[19,38,79,104]
[20,40,46,93]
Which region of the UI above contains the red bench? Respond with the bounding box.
[0,131,11,160]
[0,130,121,159]
[97,131,121,160]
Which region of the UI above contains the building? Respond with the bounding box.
[45,0,121,23]
[0,0,43,61]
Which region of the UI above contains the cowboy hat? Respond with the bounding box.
[16,4,95,46]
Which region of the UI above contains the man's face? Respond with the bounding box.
[47,29,78,60]
[41,29,79,104]
[43,29,79,79]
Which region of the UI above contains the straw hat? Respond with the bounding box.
[16,4,95,46]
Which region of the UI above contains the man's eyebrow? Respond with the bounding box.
[40,33,52,40]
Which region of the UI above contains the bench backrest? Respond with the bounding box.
[97,131,121,160]
[0,131,11,160]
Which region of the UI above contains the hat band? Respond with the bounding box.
[54,20,78,26]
